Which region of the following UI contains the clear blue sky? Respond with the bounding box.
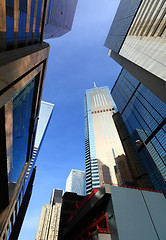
[19,0,121,239]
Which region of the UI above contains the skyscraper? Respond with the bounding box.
[0,42,50,240]
[0,1,51,239]
[36,189,63,240]
[25,101,54,181]
[44,0,78,39]
[65,169,86,196]
[84,85,132,194]
[111,68,166,192]
[105,0,166,104]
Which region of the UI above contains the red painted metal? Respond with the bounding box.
[67,189,99,224]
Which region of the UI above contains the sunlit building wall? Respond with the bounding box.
[84,86,129,194]
[36,189,63,240]
[65,169,86,196]
[105,0,166,104]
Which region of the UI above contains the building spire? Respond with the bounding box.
[94,82,97,89]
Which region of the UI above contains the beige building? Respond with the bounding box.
[35,189,63,240]
[84,86,130,194]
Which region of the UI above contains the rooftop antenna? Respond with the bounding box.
[94,82,97,89]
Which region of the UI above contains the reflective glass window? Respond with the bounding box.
[29,0,35,40]
[18,0,27,41]
[34,0,43,40]
[13,78,35,182]
[6,0,14,42]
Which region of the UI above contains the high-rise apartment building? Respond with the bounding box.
[44,0,78,39]
[36,189,63,240]
[111,68,166,192]
[105,0,166,104]
[65,169,86,196]
[84,86,133,194]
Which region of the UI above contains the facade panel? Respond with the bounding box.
[36,189,63,240]
[104,0,142,52]
[111,69,166,192]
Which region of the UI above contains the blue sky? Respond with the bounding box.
[19,0,121,239]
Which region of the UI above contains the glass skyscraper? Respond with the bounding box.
[84,86,131,194]
[25,101,54,181]
[65,169,86,196]
[111,68,166,192]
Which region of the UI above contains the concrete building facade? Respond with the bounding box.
[44,0,78,39]
[105,0,166,104]
[36,189,63,240]
[58,184,166,240]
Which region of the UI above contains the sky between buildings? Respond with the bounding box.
[19,0,121,239]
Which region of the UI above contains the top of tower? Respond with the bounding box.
[94,82,97,89]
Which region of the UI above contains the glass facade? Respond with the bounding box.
[65,170,86,196]
[25,101,54,181]
[111,69,166,191]
[4,0,44,50]
[84,92,100,194]
[104,0,142,52]
[13,78,35,183]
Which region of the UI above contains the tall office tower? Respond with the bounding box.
[36,189,63,240]
[111,68,166,192]
[65,169,86,196]
[44,0,78,39]
[25,100,54,181]
[105,0,166,104]
[84,85,133,194]
[0,1,51,239]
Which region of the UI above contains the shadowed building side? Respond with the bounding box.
[44,0,78,39]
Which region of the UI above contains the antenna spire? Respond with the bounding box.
[94,82,97,89]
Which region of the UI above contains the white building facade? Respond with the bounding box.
[65,169,86,196]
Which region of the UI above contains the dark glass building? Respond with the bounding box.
[111,69,166,192]
[1,0,49,52]
[0,1,51,239]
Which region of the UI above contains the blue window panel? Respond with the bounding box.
[138,85,166,119]
[46,0,51,25]
[139,150,166,192]
[18,0,27,41]
[13,78,35,183]
[125,70,139,88]
[6,0,14,42]
[34,0,42,40]
[29,0,35,40]
[105,0,142,52]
